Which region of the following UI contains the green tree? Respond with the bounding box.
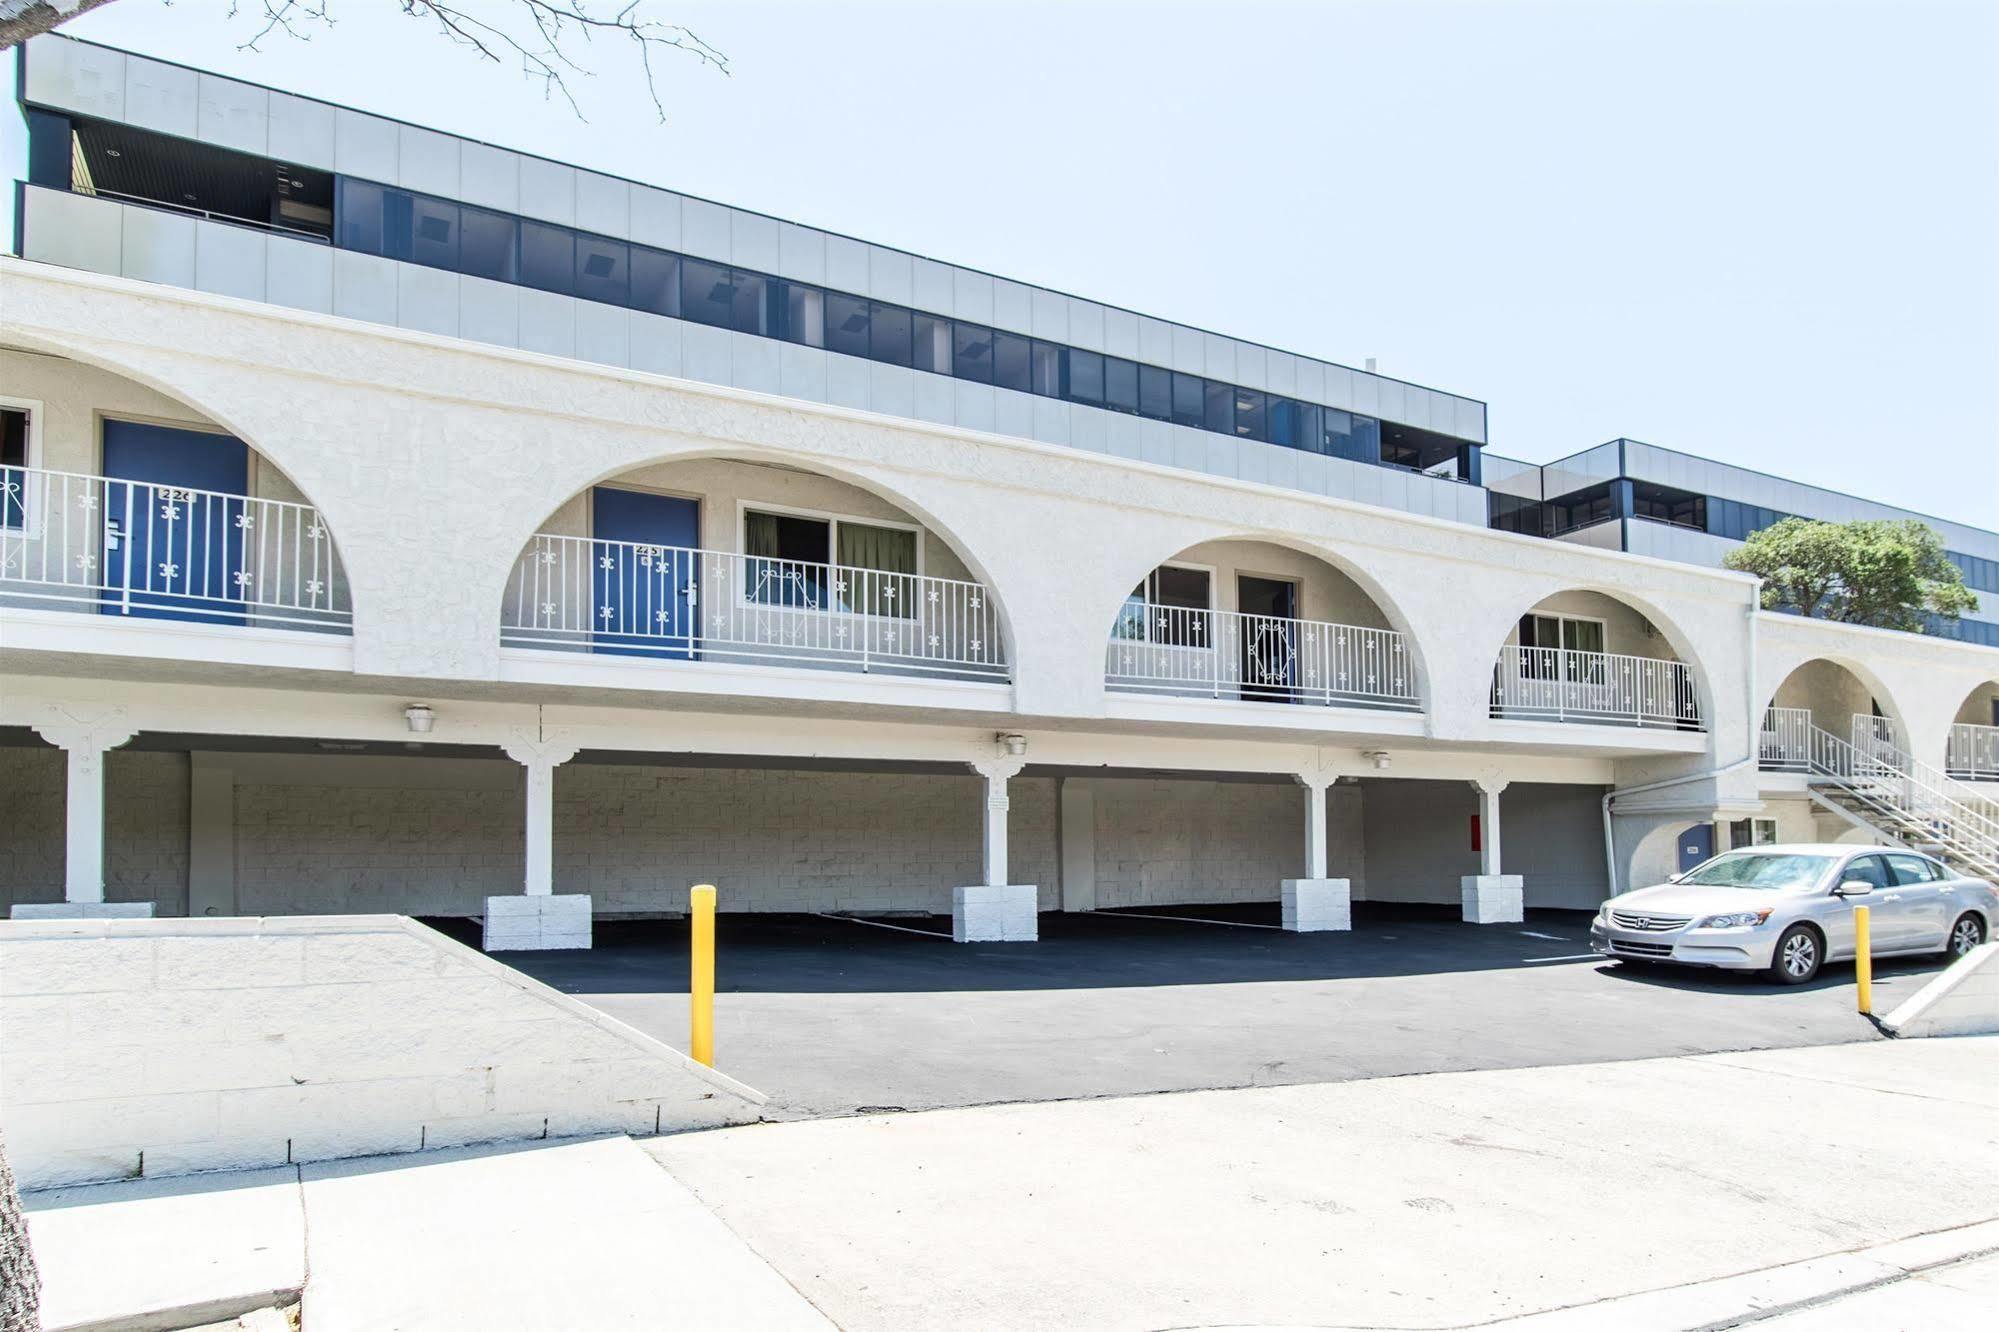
[1724,516,1978,631]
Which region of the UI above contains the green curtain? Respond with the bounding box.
[744,510,782,558]
[837,522,916,615]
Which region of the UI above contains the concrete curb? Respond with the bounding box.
[1879,941,1999,1038]
[1186,1216,1999,1330]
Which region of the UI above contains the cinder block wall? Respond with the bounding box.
[1361,778,1608,908]
[0,747,189,914]
[0,915,763,1189]
[1089,778,1364,907]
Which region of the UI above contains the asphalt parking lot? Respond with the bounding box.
[458,904,1951,1118]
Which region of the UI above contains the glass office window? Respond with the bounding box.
[912,312,951,373]
[1233,388,1266,441]
[1295,402,1323,453]
[575,234,629,307]
[779,281,823,345]
[336,178,406,258]
[1171,373,1205,428]
[825,291,871,357]
[1267,397,1299,448]
[459,205,518,284]
[1104,357,1138,414]
[630,247,679,317]
[1203,380,1233,434]
[1030,341,1062,396]
[1138,365,1171,420]
[1066,349,1104,405]
[409,195,458,271]
[992,330,1032,393]
[520,220,575,296]
[729,270,768,335]
[677,260,732,330]
[952,322,994,383]
[869,301,912,366]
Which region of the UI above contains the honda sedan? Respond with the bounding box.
[1590,844,1994,984]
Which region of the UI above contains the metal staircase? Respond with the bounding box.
[1801,722,1999,880]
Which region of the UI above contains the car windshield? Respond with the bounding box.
[1678,852,1834,890]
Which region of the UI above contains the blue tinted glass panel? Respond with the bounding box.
[869,302,911,365]
[1296,403,1323,453]
[1171,373,1204,428]
[1233,388,1266,440]
[826,292,870,357]
[575,235,630,307]
[952,323,994,383]
[1138,366,1171,420]
[409,196,458,270]
[992,331,1031,392]
[781,282,824,346]
[1031,341,1062,396]
[1204,380,1233,433]
[730,271,768,335]
[681,258,735,329]
[520,220,574,296]
[1104,358,1138,414]
[630,247,678,316]
[336,178,395,256]
[1066,350,1104,404]
[1268,398,1300,447]
[912,313,950,373]
[458,205,517,282]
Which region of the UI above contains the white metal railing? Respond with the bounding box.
[501,534,1007,680]
[1804,723,1999,877]
[1489,645,1702,728]
[0,464,350,631]
[1948,723,1999,781]
[1103,604,1419,710]
[1850,714,1905,770]
[1760,706,1812,770]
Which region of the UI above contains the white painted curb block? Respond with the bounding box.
[1460,874,1524,924]
[1881,941,1999,1037]
[1281,878,1352,932]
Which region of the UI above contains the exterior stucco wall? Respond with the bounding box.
[1508,589,1680,662]
[1955,684,1999,727]
[1768,659,1882,736]
[1157,541,1392,630]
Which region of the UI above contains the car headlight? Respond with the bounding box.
[1698,910,1772,929]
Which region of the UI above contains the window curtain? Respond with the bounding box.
[742,510,794,606]
[837,522,916,615]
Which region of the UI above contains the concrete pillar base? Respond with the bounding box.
[1460,875,1525,925]
[10,901,155,920]
[952,884,1038,942]
[1281,878,1352,932]
[483,894,592,952]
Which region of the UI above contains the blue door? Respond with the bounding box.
[100,421,249,623]
[590,487,699,657]
[1677,823,1715,874]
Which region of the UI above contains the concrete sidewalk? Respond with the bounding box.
[648,1037,1999,1331]
[26,1135,831,1332]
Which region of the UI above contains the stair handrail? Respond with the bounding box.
[1805,724,1999,872]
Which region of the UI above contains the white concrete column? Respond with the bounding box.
[954,748,1037,942]
[488,736,587,952]
[1461,777,1523,925]
[1282,772,1350,932]
[17,713,144,919]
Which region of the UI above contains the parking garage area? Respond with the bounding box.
[472,906,1949,1119]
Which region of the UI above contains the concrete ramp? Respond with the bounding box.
[1881,941,1999,1037]
[0,914,764,1189]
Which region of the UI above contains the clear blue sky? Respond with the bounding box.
[12,0,1998,528]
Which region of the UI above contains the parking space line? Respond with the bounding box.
[812,912,953,940]
[1523,953,1600,962]
[1092,910,1283,931]
[1519,930,1568,941]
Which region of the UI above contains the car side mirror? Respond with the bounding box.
[1833,880,1874,897]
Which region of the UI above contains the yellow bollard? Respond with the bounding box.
[690,884,716,1065]
[1853,904,1872,1015]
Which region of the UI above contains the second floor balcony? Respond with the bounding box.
[1490,645,1702,729]
[1105,604,1419,710]
[1947,723,1999,782]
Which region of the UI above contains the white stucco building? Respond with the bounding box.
[4,35,1995,948]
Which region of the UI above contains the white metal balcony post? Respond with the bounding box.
[488,736,588,952]
[30,713,138,913]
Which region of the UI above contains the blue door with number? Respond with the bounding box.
[591,487,699,657]
[101,421,249,623]
[1677,823,1715,874]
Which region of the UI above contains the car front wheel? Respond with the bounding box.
[1945,913,1986,960]
[1768,924,1822,985]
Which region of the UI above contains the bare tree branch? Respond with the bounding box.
[4,1,729,121]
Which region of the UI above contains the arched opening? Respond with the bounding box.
[1102,537,1420,711]
[1489,590,1703,729]
[0,346,351,633]
[1758,659,1902,771]
[497,454,1008,681]
[1947,679,1999,780]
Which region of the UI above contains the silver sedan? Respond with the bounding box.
[1590,843,1995,984]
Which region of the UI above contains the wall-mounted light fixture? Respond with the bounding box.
[1363,750,1391,770]
[404,704,435,735]
[997,732,1028,757]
